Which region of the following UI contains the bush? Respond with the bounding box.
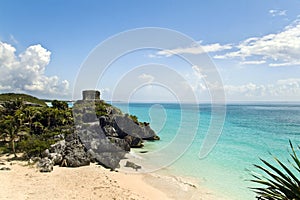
[129,115,139,124]
[19,135,55,157]
[52,100,68,110]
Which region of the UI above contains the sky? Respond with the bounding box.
[0,0,300,102]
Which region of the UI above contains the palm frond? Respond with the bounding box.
[250,140,300,200]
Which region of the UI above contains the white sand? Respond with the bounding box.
[0,155,229,200]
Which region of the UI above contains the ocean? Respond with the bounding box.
[112,102,300,200]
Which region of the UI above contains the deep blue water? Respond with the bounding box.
[112,102,300,200]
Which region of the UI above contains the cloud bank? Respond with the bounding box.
[215,19,300,67]
[0,41,69,97]
[156,42,232,57]
[151,18,300,68]
[224,78,300,101]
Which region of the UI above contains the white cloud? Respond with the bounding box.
[269,9,287,17]
[156,43,232,57]
[216,19,300,66]
[138,73,154,82]
[148,54,157,58]
[239,60,266,65]
[224,79,300,100]
[192,65,207,78]
[269,61,300,67]
[0,41,69,97]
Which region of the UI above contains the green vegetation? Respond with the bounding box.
[0,93,47,106]
[129,114,139,124]
[0,93,145,158]
[72,100,119,123]
[52,100,68,110]
[251,140,300,200]
[0,96,73,157]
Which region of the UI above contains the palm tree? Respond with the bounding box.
[0,115,28,157]
[250,140,300,200]
[3,98,24,115]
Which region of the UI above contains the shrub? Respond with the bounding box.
[19,135,55,157]
[129,115,139,124]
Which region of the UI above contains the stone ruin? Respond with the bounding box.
[82,90,100,100]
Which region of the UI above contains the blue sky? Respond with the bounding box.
[0,0,300,102]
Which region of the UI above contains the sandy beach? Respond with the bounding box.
[0,155,228,200]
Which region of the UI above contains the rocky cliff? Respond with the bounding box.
[38,95,159,172]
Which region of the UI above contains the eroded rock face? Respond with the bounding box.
[77,124,126,170]
[113,115,159,140]
[124,135,144,148]
[40,97,160,171]
[62,133,90,167]
[40,133,90,169]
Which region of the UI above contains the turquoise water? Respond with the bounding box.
[45,101,74,107]
[112,102,300,200]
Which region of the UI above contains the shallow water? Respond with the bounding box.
[113,102,300,200]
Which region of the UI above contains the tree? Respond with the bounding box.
[0,115,28,157]
[250,141,300,200]
[2,98,24,116]
[52,100,68,110]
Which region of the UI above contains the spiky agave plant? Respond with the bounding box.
[251,141,300,200]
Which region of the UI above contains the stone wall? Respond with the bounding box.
[82,90,100,100]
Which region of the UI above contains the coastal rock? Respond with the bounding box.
[62,133,90,167]
[41,149,50,158]
[29,157,41,164]
[106,106,123,116]
[49,140,66,155]
[38,157,53,172]
[77,124,126,170]
[103,125,118,137]
[108,137,131,151]
[141,125,160,140]
[42,92,160,171]
[99,116,110,127]
[49,153,63,165]
[124,135,144,148]
[113,115,158,139]
[124,161,141,171]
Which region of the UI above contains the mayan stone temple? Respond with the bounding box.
[82,90,101,100]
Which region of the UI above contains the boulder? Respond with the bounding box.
[76,123,126,170]
[99,116,110,127]
[103,125,118,137]
[41,149,50,158]
[124,161,141,171]
[38,157,53,172]
[113,115,158,139]
[124,135,144,148]
[49,140,66,155]
[108,137,131,151]
[141,125,160,140]
[49,153,63,165]
[62,133,90,167]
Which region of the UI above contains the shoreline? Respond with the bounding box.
[0,154,229,200]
